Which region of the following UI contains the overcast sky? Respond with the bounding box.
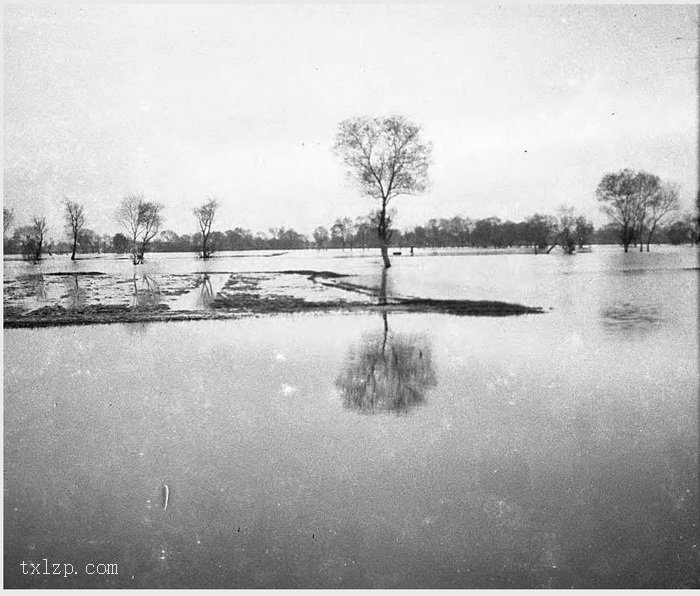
[4,4,698,239]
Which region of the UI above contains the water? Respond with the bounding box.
[4,246,699,588]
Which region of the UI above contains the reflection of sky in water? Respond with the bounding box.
[3,245,698,588]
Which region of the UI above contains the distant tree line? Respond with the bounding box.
[311,208,697,252]
[4,205,697,260]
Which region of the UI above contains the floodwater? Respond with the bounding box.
[4,246,699,588]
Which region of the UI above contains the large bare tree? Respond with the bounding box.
[334,116,431,268]
[62,199,86,260]
[193,198,220,259]
[116,194,164,264]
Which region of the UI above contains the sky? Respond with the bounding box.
[4,3,698,240]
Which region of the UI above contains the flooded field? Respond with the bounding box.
[4,246,699,588]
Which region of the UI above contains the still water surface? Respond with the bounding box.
[4,246,698,588]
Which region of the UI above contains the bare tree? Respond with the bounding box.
[574,215,594,249]
[330,217,353,250]
[62,199,86,260]
[33,217,48,260]
[116,194,143,262]
[116,194,164,264]
[334,115,432,268]
[138,202,163,262]
[193,198,220,259]
[3,207,14,236]
[645,182,680,251]
[554,205,578,254]
[21,216,48,262]
[596,169,661,252]
[632,172,662,252]
[354,215,373,250]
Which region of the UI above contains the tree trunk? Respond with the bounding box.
[136,243,145,264]
[71,235,77,260]
[379,267,388,306]
[381,310,389,355]
[380,243,391,268]
[646,225,656,252]
[378,201,391,268]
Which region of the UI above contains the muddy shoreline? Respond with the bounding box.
[3,269,545,329]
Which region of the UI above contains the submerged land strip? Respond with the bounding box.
[3,269,544,328]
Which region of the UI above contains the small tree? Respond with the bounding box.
[193,198,220,259]
[665,213,697,245]
[32,217,48,261]
[19,217,48,263]
[117,194,143,262]
[313,226,329,250]
[333,115,432,268]
[77,229,100,253]
[330,217,351,249]
[62,199,86,260]
[644,181,679,251]
[136,201,163,262]
[555,205,577,254]
[524,213,557,253]
[574,216,594,248]
[116,194,164,264]
[16,227,37,262]
[112,233,130,253]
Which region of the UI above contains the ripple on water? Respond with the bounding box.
[600,301,663,334]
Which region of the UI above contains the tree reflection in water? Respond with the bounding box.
[131,274,161,309]
[336,312,436,414]
[30,273,47,301]
[196,274,214,309]
[336,270,437,415]
[63,274,87,310]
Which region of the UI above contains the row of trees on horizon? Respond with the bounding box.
[4,203,697,262]
[3,116,699,264]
